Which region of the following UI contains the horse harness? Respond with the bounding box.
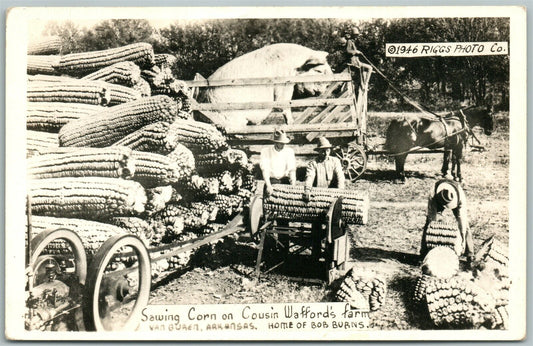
[437,110,471,146]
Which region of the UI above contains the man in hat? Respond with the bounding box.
[260,129,296,197]
[344,27,372,73]
[303,137,346,261]
[421,179,473,262]
[304,137,345,194]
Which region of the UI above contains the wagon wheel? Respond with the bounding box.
[83,234,151,331]
[29,228,87,331]
[335,143,367,182]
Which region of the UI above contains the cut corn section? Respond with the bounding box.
[424,221,462,256]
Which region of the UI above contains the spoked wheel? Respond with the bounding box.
[83,234,151,331]
[29,228,87,331]
[335,143,367,182]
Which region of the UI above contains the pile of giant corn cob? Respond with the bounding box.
[26,38,256,280]
[411,239,509,330]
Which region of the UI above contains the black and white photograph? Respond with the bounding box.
[5,6,526,340]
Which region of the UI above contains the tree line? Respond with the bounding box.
[44,17,509,112]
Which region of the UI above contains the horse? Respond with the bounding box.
[384,105,494,182]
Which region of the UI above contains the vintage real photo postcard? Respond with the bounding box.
[5,6,526,341]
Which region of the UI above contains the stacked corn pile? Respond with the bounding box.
[26,40,256,279]
[263,185,369,225]
[335,268,387,311]
[412,242,509,329]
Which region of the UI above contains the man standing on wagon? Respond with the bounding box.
[260,129,297,197]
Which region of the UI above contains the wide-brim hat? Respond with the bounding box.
[435,181,459,209]
[314,137,333,151]
[271,129,290,144]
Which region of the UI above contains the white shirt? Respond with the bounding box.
[259,146,296,180]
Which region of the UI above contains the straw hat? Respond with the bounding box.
[435,181,459,209]
[315,137,333,151]
[271,129,290,144]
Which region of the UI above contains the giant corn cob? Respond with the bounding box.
[157,204,209,231]
[29,215,127,256]
[189,201,219,222]
[59,95,178,148]
[166,119,228,154]
[109,217,153,244]
[133,78,152,97]
[27,55,60,75]
[472,237,510,309]
[27,81,111,106]
[29,177,147,220]
[175,175,220,200]
[413,274,432,304]
[28,36,62,55]
[264,185,369,225]
[115,119,226,154]
[474,236,508,270]
[28,76,142,106]
[112,122,176,154]
[167,144,195,178]
[425,276,496,328]
[26,102,104,132]
[130,150,182,188]
[195,149,250,174]
[28,146,134,180]
[205,171,234,194]
[336,268,387,311]
[27,131,59,157]
[154,54,177,68]
[424,221,463,256]
[81,61,141,87]
[145,185,173,215]
[56,42,155,76]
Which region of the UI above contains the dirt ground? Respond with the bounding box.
[149,112,509,330]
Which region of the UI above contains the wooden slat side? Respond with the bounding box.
[293,81,343,124]
[184,72,352,87]
[224,122,357,135]
[193,97,353,111]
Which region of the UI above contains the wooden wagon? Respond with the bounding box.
[188,67,372,181]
